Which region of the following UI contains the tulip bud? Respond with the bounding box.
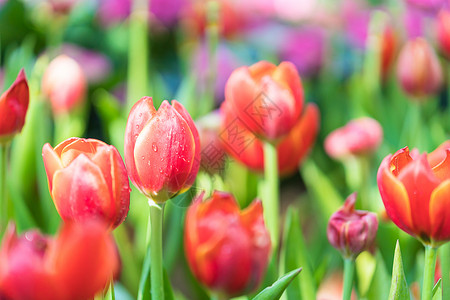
[42,137,130,229]
[124,97,200,203]
[437,9,450,59]
[224,61,304,142]
[42,55,87,115]
[380,26,397,78]
[327,193,378,259]
[324,117,383,160]
[396,37,443,99]
[0,221,118,300]
[184,191,271,297]
[0,69,29,144]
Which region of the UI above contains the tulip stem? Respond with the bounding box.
[343,258,354,300]
[439,244,450,300]
[263,141,279,249]
[0,143,9,234]
[422,245,438,300]
[150,201,165,300]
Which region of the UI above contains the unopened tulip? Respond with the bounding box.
[124,97,200,202]
[42,55,87,115]
[327,193,378,259]
[437,10,450,58]
[0,221,118,300]
[324,117,383,160]
[396,38,443,98]
[0,69,29,144]
[42,137,130,229]
[380,26,397,78]
[184,191,271,297]
[224,61,304,142]
[220,101,319,176]
[377,141,450,246]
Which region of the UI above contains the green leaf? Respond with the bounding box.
[252,268,302,300]
[281,207,316,299]
[362,252,390,300]
[432,279,442,300]
[388,240,410,300]
[300,159,342,219]
[137,246,174,300]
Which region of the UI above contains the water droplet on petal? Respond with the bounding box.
[152,143,158,152]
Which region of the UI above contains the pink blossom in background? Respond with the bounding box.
[406,0,449,13]
[279,27,326,77]
[97,0,131,27]
[274,0,318,22]
[150,0,186,26]
[61,44,112,84]
[325,117,383,160]
[341,0,370,49]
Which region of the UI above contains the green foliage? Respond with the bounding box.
[252,268,302,300]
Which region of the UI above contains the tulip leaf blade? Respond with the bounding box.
[388,240,410,300]
[432,279,442,300]
[362,251,390,300]
[280,206,316,299]
[252,268,302,300]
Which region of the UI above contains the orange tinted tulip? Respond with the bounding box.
[0,221,118,300]
[0,69,29,144]
[124,97,200,202]
[377,142,450,246]
[42,137,130,229]
[184,191,271,297]
[224,61,304,142]
[220,100,319,175]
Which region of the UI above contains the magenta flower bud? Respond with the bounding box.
[327,193,378,259]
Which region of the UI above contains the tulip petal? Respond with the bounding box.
[278,103,319,175]
[377,155,414,236]
[0,69,29,138]
[53,137,80,157]
[397,155,440,239]
[389,147,413,176]
[42,143,63,191]
[248,61,276,81]
[172,100,200,189]
[51,154,112,223]
[272,61,303,117]
[59,138,100,167]
[134,101,195,201]
[108,146,130,228]
[430,180,450,242]
[124,97,157,192]
[428,141,450,167]
[432,150,450,182]
[49,221,118,300]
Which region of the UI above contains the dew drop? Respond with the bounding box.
[152,143,158,152]
[141,156,145,160]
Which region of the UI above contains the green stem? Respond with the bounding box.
[439,244,450,300]
[105,280,115,300]
[343,258,355,300]
[126,0,149,112]
[150,201,165,300]
[422,245,438,300]
[0,143,8,234]
[263,141,279,248]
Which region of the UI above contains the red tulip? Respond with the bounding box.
[224,61,304,142]
[327,193,378,259]
[0,221,118,300]
[437,9,450,59]
[324,117,383,160]
[396,38,443,99]
[220,100,319,176]
[377,141,450,246]
[124,97,200,202]
[0,69,29,144]
[42,55,87,115]
[42,137,130,229]
[184,191,271,297]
